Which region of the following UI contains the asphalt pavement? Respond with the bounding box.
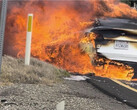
[87,76,137,108]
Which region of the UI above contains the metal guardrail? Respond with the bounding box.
[0,0,8,73]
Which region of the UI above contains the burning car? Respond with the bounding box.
[81,18,137,80]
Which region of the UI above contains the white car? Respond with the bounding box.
[83,18,137,78]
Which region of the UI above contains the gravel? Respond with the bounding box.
[0,80,133,110]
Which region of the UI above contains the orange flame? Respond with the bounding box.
[4,0,137,80]
[92,56,134,81]
[80,32,134,81]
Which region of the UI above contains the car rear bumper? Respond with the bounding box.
[97,52,137,63]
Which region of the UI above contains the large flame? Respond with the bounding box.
[3,0,137,80]
[80,32,134,81]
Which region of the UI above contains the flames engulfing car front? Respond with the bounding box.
[81,18,137,80]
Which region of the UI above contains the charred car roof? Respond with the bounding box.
[94,18,137,30]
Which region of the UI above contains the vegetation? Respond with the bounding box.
[0,55,70,85]
[120,0,131,5]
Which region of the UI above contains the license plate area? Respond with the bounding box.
[114,41,128,50]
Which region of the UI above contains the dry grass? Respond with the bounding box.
[0,55,70,85]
